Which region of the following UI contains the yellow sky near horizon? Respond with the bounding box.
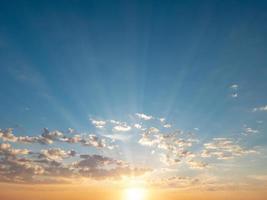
[0,183,267,200]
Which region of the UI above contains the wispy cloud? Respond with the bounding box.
[253,105,267,112]
[201,138,257,160]
[229,84,239,98]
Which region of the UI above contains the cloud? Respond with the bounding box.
[201,138,257,160]
[60,134,82,143]
[231,93,238,98]
[230,84,239,89]
[133,123,142,129]
[253,105,267,112]
[151,175,202,189]
[186,159,208,169]
[0,143,30,157]
[135,113,153,120]
[159,153,180,166]
[90,119,106,128]
[163,124,172,128]
[39,148,76,161]
[139,128,198,166]
[159,118,166,122]
[75,154,151,179]
[243,127,259,135]
[0,128,18,142]
[80,135,115,149]
[113,125,131,132]
[229,84,239,98]
[15,128,64,145]
[0,113,263,186]
[0,127,115,150]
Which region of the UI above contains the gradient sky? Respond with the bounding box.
[0,0,267,199]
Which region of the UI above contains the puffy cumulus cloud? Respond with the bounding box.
[133,123,142,129]
[90,119,106,128]
[0,127,115,150]
[0,157,45,183]
[113,125,131,132]
[0,128,18,142]
[0,143,30,157]
[253,105,267,112]
[41,128,64,140]
[139,128,198,166]
[109,120,122,125]
[18,135,53,144]
[138,127,160,146]
[80,135,115,149]
[0,144,44,183]
[201,138,257,160]
[76,154,123,168]
[0,128,64,145]
[39,148,76,161]
[0,147,150,183]
[60,134,82,143]
[135,113,153,120]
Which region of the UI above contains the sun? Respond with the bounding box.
[124,187,147,200]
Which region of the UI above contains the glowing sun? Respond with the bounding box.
[124,187,147,200]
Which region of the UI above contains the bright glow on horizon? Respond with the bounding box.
[124,187,147,200]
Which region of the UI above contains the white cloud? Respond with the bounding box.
[135,113,153,120]
[231,93,238,98]
[113,125,131,132]
[243,127,259,135]
[163,124,171,128]
[90,119,106,128]
[133,123,142,129]
[159,118,166,122]
[230,84,238,89]
[80,135,115,149]
[229,84,239,98]
[253,105,267,112]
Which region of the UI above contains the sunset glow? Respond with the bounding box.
[0,0,267,200]
[124,188,147,200]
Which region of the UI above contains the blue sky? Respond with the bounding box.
[0,0,267,188]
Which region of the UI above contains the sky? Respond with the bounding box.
[0,0,267,199]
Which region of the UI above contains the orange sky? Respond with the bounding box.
[0,183,267,200]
